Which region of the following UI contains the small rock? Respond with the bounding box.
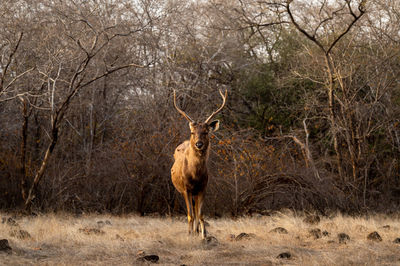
[97,220,111,227]
[0,239,12,253]
[2,217,18,227]
[277,252,291,259]
[137,255,159,263]
[322,230,330,237]
[78,227,105,235]
[309,228,322,239]
[338,233,350,244]
[381,225,390,230]
[9,229,31,240]
[235,232,255,241]
[269,227,288,234]
[8,218,18,226]
[303,215,320,225]
[393,238,400,244]
[367,231,382,242]
[202,236,218,249]
[97,221,105,227]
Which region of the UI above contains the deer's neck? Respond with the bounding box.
[187,145,209,169]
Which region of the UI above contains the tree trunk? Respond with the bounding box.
[20,98,29,202]
[24,126,58,211]
[324,54,343,179]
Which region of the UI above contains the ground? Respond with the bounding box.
[1,211,400,265]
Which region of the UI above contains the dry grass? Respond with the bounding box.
[1,211,400,265]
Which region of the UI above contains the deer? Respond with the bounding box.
[171,89,227,239]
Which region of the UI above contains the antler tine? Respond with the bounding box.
[173,90,194,123]
[204,89,228,124]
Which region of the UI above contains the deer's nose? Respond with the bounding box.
[195,141,204,149]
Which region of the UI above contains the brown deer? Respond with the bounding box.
[171,89,227,239]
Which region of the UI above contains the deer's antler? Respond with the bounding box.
[173,90,194,123]
[204,89,227,124]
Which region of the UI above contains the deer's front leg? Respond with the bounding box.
[183,191,194,235]
[194,192,206,239]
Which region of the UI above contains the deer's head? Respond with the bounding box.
[174,89,227,153]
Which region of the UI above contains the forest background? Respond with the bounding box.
[1,0,399,216]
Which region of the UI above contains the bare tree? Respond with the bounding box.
[0,0,150,210]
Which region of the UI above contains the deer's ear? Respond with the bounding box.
[208,120,220,132]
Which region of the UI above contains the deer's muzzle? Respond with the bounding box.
[195,141,204,150]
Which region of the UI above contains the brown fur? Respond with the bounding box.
[172,123,211,195]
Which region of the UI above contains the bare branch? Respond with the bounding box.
[0,32,24,92]
[286,2,326,52]
[2,67,35,93]
[326,1,365,54]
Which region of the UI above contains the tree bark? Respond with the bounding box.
[20,98,29,202]
[24,123,58,211]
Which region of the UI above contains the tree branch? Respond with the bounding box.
[326,1,365,55]
[0,32,24,93]
[286,2,326,52]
